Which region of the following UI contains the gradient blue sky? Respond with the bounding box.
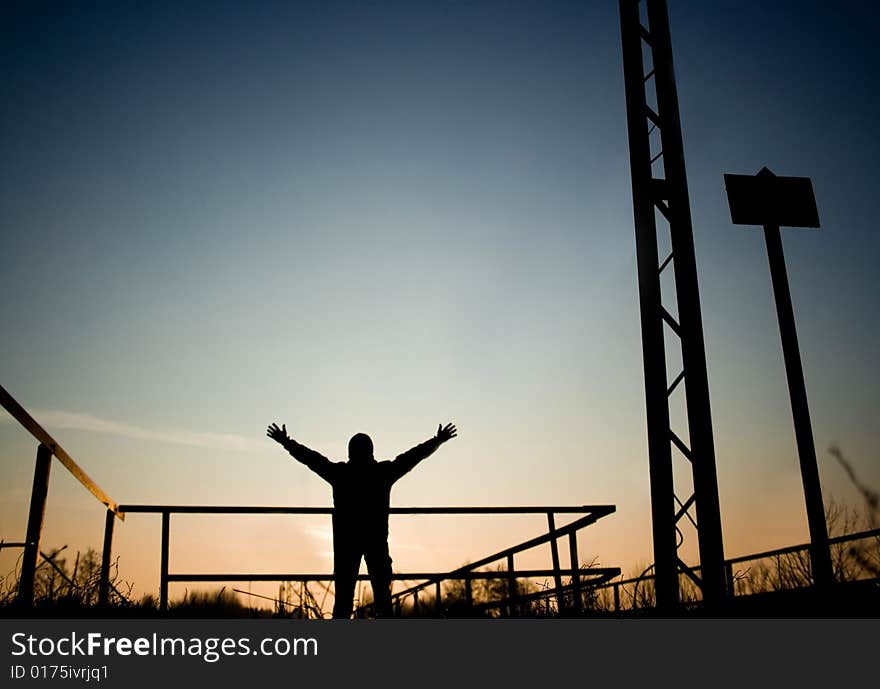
[1,1,878,602]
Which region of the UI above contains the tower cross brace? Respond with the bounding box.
[619,0,727,609]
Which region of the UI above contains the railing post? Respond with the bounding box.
[18,443,52,607]
[568,531,581,613]
[506,553,517,617]
[413,590,419,617]
[613,582,620,614]
[725,561,735,598]
[160,511,170,613]
[99,508,115,606]
[547,513,565,614]
[435,580,442,616]
[464,576,473,611]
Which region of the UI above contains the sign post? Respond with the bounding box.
[724,167,833,594]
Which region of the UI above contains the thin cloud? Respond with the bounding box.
[302,524,335,559]
[0,408,266,454]
[303,524,334,543]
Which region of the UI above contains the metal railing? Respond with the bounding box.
[0,384,124,606]
[1,384,619,615]
[7,383,874,616]
[594,527,880,613]
[116,503,619,614]
[378,509,620,617]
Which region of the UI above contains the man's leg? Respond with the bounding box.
[332,541,361,619]
[364,540,393,618]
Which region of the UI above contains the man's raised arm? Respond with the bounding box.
[267,423,336,484]
[389,422,457,482]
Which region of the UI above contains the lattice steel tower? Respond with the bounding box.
[619,0,726,609]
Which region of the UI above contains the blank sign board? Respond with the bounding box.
[724,170,820,228]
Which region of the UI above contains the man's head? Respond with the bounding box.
[348,433,374,464]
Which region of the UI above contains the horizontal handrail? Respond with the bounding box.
[391,563,621,602]
[131,503,617,613]
[118,504,615,515]
[467,571,623,613]
[0,541,28,550]
[152,508,614,584]
[452,512,608,573]
[595,527,880,593]
[725,527,880,566]
[167,568,621,583]
[0,384,122,519]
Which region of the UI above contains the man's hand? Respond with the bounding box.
[267,422,291,447]
[435,422,457,443]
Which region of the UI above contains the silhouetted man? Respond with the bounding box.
[267,421,457,619]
